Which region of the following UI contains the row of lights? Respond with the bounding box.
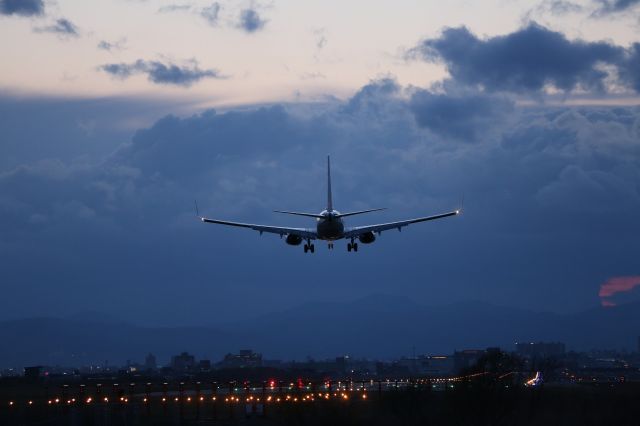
[7,392,369,407]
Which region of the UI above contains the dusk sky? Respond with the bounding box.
[1,0,640,327]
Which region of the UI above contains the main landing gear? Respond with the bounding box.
[303,242,315,253]
[347,239,358,252]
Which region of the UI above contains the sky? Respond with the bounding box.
[1,0,640,327]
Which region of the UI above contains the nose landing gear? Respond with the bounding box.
[328,242,334,250]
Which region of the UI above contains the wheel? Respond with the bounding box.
[310,244,315,253]
[353,243,358,252]
[347,243,352,252]
[304,244,308,253]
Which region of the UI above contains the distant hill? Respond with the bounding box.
[1,296,639,369]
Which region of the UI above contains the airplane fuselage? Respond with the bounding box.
[316,210,345,240]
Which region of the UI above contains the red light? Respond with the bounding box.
[269,380,276,387]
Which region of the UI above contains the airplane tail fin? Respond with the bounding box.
[327,155,333,211]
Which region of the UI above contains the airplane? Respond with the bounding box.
[197,156,460,253]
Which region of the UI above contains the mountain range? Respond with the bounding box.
[1,294,638,369]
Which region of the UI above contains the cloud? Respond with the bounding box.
[100,59,222,87]
[0,0,44,16]
[619,43,640,92]
[34,18,79,37]
[0,80,639,323]
[409,89,514,141]
[238,8,266,33]
[97,38,127,52]
[599,276,640,306]
[413,23,625,94]
[200,2,220,26]
[313,28,327,50]
[157,4,192,13]
[593,0,640,15]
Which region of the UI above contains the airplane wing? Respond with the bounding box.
[199,216,317,239]
[343,210,460,238]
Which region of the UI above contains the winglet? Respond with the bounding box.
[195,200,203,221]
[456,194,464,215]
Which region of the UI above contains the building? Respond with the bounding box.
[24,366,45,379]
[145,353,157,371]
[454,350,485,373]
[218,350,262,369]
[171,352,196,371]
[516,342,565,359]
[198,359,211,372]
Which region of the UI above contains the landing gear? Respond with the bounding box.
[347,241,358,252]
[304,242,315,253]
[328,242,334,250]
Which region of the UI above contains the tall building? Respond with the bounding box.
[171,352,196,371]
[218,349,262,369]
[145,353,157,371]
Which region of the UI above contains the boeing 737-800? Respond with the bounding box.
[197,157,460,253]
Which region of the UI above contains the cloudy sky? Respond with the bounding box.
[1,0,640,326]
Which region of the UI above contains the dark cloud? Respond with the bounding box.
[34,18,79,37]
[100,59,221,87]
[200,2,220,26]
[414,23,624,94]
[0,80,638,327]
[620,43,640,92]
[238,8,266,33]
[0,0,43,16]
[593,0,640,15]
[409,89,514,141]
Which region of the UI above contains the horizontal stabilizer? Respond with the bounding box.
[336,208,386,218]
[273,210,325,219]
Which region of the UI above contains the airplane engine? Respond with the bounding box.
[285,234,303,245]
[358,232,376,244]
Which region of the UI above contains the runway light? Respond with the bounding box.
[200,396,204,401]
[28,401,33,405]
[161,397,166,402]
[86,397,92,403]
[9,401,13,406]
[362,394,367,399]
[48,400,52,405]
[186,397,191,402]
[143,398,147,403]
[174,398,179,402]
[212,397,216,401]
[103,398,108,403]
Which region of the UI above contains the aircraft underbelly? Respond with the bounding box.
[317,220,344,241]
